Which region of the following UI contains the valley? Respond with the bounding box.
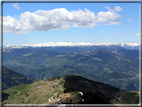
[3,46,140,91]
[2,45,140,105]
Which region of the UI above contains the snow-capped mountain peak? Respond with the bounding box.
[3,42,140,50]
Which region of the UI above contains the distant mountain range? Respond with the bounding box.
[2,42,140,105]
[3,42,140,50]
[3,46,140,91]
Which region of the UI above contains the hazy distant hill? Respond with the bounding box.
[44,66,104,82]
[35,45,125,54]
[3,48,64,67]
[3,47,139,91]
[3,67,36,90]
[115,49,139,61]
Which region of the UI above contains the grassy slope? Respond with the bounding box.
[3,77,66,104]
[3,76,112,104]
[111,91,139,104]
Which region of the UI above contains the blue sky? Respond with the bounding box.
[3,2,140,46]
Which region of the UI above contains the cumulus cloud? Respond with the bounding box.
[13,3,21,9]
[127,19,132,22]
[97,6,122,24]
[96,12,121,24]
[3,7,123,34]
[105,6,122,12]
[114,6,123,12]
[105,21,122,25]
[105,6,114,12]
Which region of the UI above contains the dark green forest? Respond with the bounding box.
[63,75,126,101]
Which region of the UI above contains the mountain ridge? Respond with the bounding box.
[2,75,127,104]
[3,47,139,91]
[2,67,36,90]
[3,42,140,50]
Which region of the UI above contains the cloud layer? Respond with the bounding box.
[3,6,122,34]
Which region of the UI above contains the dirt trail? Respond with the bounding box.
[6,88,27,104]
[35,80,64,104]
[47,81,64,104]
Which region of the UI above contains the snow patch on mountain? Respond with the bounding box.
[4,42,140,50]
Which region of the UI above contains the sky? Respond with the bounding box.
[3,2,140,46]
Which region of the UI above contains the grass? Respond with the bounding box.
[112,92,139,104]
[2,76,82,104]
[103,67,113,73]
[122,58,132,62]
[56,55,67,57]
[57,90,63,96]
[2,84,31,104]
[93,58,102,61]
[59,79,65,87]
[3,90,16,100]
[22,52,35,56]
[115,56,122,61]
[115,55,131,62]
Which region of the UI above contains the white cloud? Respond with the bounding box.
[105,6,122,12]
[114,6,123,12]
[96,6,122,24]
[3,7,123,34]
[105,6,113,12]
[13,3,21,9]
[127,19,132,22]
[105,21,122,25]
[136,33,141,36]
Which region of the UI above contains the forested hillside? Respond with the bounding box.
[3,47,140,91]
[3,67,36,90]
